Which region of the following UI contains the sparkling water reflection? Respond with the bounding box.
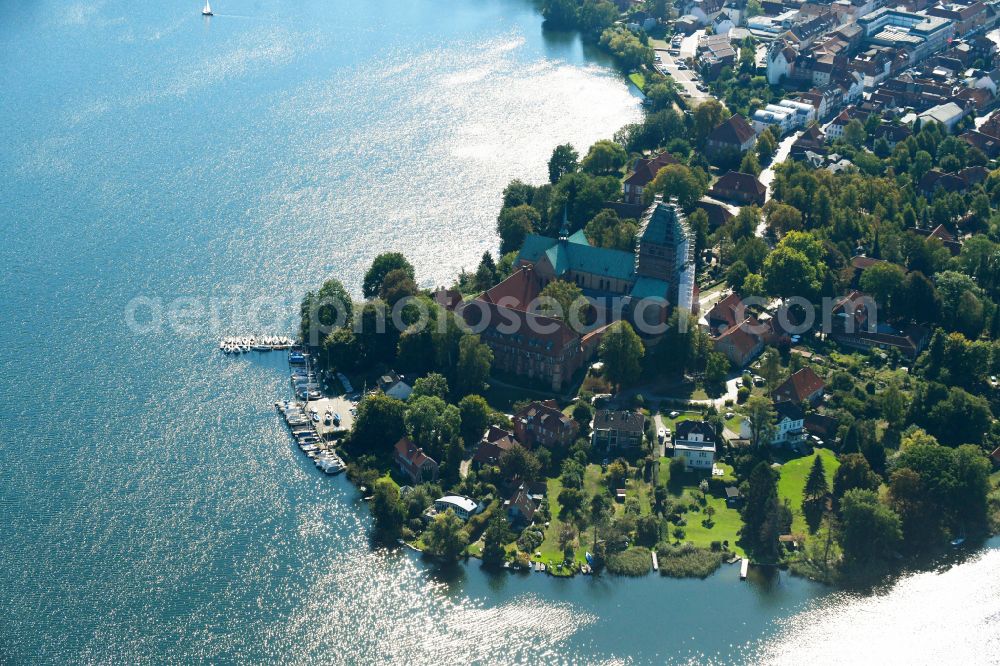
[2,0,998,663]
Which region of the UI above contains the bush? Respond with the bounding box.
[656,543,725,578]
[606,547,653,576]
[517,529,544,553]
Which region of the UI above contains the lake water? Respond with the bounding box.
[2,0,998,663]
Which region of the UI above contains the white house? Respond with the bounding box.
[752,105,795,134]
[672,420,717,470]
[380,375,412,401]
[428,495,482,521]
[713,12,735,35]
[766,41,797,85]
[772,402,806,445]
[739,402,806,446]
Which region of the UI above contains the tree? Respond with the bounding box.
[740,150,762,176]
[300,278,354,346]
[693,98,730,144]
[645,163,708,210]
[636,515,661,547]
[371,478,405,541]
[424,510,469,563]
[458,394,492,449]
[352,394,406,454]
[548,143,579,184]
[860,262,906,316]
[832,453,880,502]
[804,455,829,499]
[539,279,588,322]
[499,445,541,482]
[405,395,461,460]
[802,455,829,531]
[757,128,778,164]
[763,245,821,300]
[411,373,450,400]
[745,396,776,450]
[838,488,902,565]
[585,209,638,251]
[380,268,418,306]
[581,139,628,175]
[497,204,540,254]
[481,514,508,569]
[765,203,802,235]
[323,326,361,372]
[559,487,585,517]
[705,351,729,386]
[362,253,415,300]
[842,119,866,149]
[742,462,786,560]
[599,321,645,391]
[455,335,493,397]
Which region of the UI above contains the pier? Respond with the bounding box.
[275,398,347,475]
[219,335,294,354]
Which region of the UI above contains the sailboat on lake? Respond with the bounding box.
[202,1,213,16]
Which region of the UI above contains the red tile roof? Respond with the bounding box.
[394,437,437,479]
[624,152,681,189]
[772,367,825,404]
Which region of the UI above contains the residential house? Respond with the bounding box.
[911,223,964,254]
[592,409,645,449]
[672,420,718,470]
[706,114,758,160]
[504,481,546,526]
[623,152,681,205]
[772,367,826,405]
[709,171,767,206]
[513,400,579,448]
[378,371,413,401]
[829,290,931,358]
[713,319,765,367]
[713,11,735,34]
[472,426,517,468]
[772,401,806,445]
[428,495,482,521]
[394,437,439,484]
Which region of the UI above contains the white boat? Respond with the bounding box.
[202,1,213,15]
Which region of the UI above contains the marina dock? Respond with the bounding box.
[739,558,749,580]
[276,398,347,475]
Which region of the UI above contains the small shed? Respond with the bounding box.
[615,488,627,502]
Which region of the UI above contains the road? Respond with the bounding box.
[653,413,667,457]
[755,129,801,236]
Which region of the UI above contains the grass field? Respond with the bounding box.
[777,448,840,534]
[628,71,646,91]
[656,457,744,555]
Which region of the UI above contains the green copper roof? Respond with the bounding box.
[630,276,671,301]
[517,234,558,264]
[519,232,636,282]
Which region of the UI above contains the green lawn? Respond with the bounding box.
[776,448,840,534]
[656,457,744,555]
[679,494,745,557]
[535,477,587,573]
[628,71,646,91]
